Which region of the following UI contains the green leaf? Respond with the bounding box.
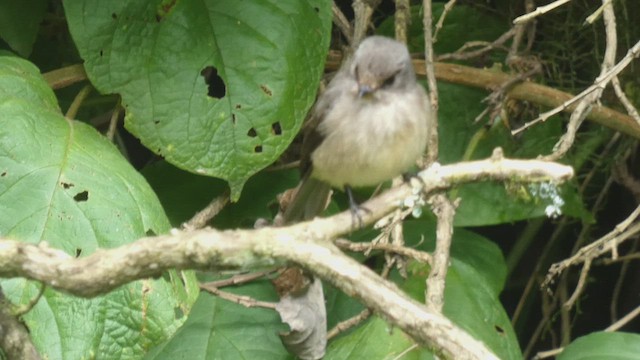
[145,282,290,360]
[401,222,521,359]
[557,332,640,360]
[142,161,299,228]
[327,221,520,359]
[0,54,198,359]
[326,316,432,360]
[0,0,47,57]
[64,0,332,200]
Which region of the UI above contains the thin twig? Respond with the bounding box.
[513,0,573,24]
[425,195,458,313]
[436,28,514,61]
[394,0,410,44]
[352,0,381,46]
[182,189,230,230]
[12,282,45,317]
[335,239,432,264]
[512,40,640,138]
[199,283,277,309]
[326,309,371,339]
[584,0,614,25]
[611,76,640,125]
[106,99,122,141]
[202,269,277,288]
[562,258,591,311]
[544,205,640,288]
[332,2,353,45]
[539,0,618,161]
[606,304,640,331]
[65,84,93,120]
[433,0,457,42]
[422,0,439,162]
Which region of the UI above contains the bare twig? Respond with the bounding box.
[562,258,591,311]
[43,64,87,90]
[65,84,93,120]
[535,303,640,358]
[394,0,410,44]
[544,205,640,288]
[584,0,614,25]
[433,0,457,42]
[606,304,640,331]
[332,2,353,45]
[0,154,573,360]
[106,99,122,141]
[611,76,640,125]
[512,40,640,138]
[199,283,277,309]
[335,239,432,264]
[202,269,277,288]
[327,309,371,339]
[425,195,458,313]
[422,0,439,162]
[539,0,618,161]
[352,0,381,46]
[513,0,573,24]
[182,189,230,230]
[436,28,514,61]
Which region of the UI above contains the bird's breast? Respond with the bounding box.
[311,88,429,188]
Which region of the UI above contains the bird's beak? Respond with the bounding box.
[358,83,376,98]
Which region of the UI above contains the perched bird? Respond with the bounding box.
[283,35,432,224]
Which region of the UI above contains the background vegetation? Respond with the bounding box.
[1,0,639,359]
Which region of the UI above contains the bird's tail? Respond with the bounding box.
[281,177,331,224]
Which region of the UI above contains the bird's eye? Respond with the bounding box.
[381,74,396,88]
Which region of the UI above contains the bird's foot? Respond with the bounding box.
[345,185,371,229]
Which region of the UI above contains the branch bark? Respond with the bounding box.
[0,153,573,359]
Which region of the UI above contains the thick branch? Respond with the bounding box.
[0,154,572,359]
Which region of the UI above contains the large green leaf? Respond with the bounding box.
[145,281,290,360]
[0,55,198,359]
[325,221,521,359]
[64,0,332,200]
[557,332,640,360]
[0,0,47,57]
[142,160,299,228]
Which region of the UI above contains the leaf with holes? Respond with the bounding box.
[63,0,332,200]
[0,55,199,359]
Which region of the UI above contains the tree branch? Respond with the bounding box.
[0,153,573,360]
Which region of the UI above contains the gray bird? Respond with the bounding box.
[283,35,432,224]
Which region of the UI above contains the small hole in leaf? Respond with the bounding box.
[112,13,117,19]
[73,190,89,202]
[259,84,272,97]
[235,104,242,109]
[61,182,74,189]
[494,325,504,335]
[146,229,156,236]
[314,6,319,12]
[1,171,6,177]
[174,306,184,320]
[99,50,104,57]
[254,145,263,153]
[231,113,236,123]
[75,248,82,257]
[247,128,257,137]
[154,120,160,125]
[200,66,226,99]
[271,122,282,135]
